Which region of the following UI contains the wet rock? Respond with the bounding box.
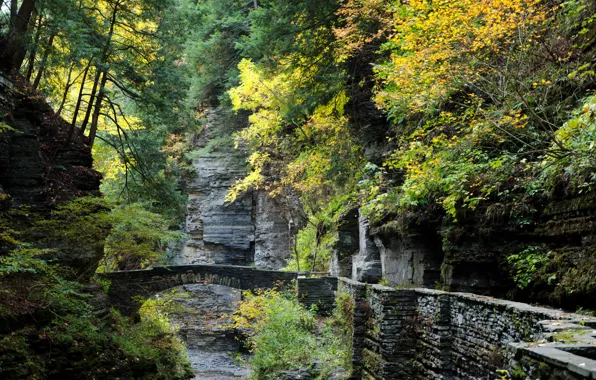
[160,284,250,379]
[330,209,359,277]
[352,209,382,283]
[177,109,254,266]
[175,108,293,269]
[254,190,291,270]
[278,368,315,380]
[373,228,443,288]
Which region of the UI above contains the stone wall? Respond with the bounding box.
[334,278,596,380]
[297,277,338,315]
[337,278,368,377]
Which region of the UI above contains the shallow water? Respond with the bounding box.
[188,349,249,379]
[156,283,250,379]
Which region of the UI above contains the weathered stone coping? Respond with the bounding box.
[511,343,596,379]
[414,287,584,321]
[416,287,596,378]
[331,278,596,379]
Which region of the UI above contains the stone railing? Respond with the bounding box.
[296,277,596,379]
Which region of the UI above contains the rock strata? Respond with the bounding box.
[352,210,382,283]
[175,108,292,269]
[254,190,291,270]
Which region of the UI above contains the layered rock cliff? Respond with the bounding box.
[173,108,292,270]
[329,193,596,309]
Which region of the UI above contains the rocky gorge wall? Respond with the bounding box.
[331,210,444,289]
[157,284,249,379]
[172,108,292,269]
[329,193,596,309]
[0,73,101,212]
[298,277,596,380]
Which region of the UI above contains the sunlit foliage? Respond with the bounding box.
[228,59,361,209]
[375,0,550,117]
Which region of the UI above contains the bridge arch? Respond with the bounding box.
[100,264,298,316]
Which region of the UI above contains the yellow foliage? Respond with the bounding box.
[227,59,360,205]
[375,0,549,114]
[225,288,281,331]
[333,0,393,61]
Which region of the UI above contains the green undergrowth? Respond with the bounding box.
[226,287,350,380]
[0,261,193,379]
[0,270,193,379]
[0,198,192,379]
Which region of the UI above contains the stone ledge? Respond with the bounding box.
[333,277,596,379]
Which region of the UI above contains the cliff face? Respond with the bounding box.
[0,72,104,284]
[329,193,596,309]
[254,190,292,269]
[324,67,596,306]
[179,109,254,265]
[173,108,292,270]
[0,73,101,210]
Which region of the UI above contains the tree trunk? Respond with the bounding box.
[9,0,18,34]
[25,12,43,81]
[32,31,55,90]
[88,71,108,147]
[80,69,101,135]
[82,0,119,142]
[57,62,76,115]
[71,64,90,126]
[10,0,37,71]
[67,64,91,145]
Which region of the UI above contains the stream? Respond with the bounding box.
[157,284,250,379]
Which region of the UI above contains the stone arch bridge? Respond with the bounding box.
[100,265,299,316]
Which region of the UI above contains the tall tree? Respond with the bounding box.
[4,0,37,71]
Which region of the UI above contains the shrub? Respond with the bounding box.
[227,288,350,379]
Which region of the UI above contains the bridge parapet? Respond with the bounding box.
[100,264,299,316]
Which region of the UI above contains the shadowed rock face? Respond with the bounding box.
[0,73,101,211]
[373,227,443,288]
[0,73,104,278]
[254,190,291,270]
[174,108,292,270]
[352,210,382,283]
[175,109,255,266]
[182,151,254,265]
[331,209,359,278]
